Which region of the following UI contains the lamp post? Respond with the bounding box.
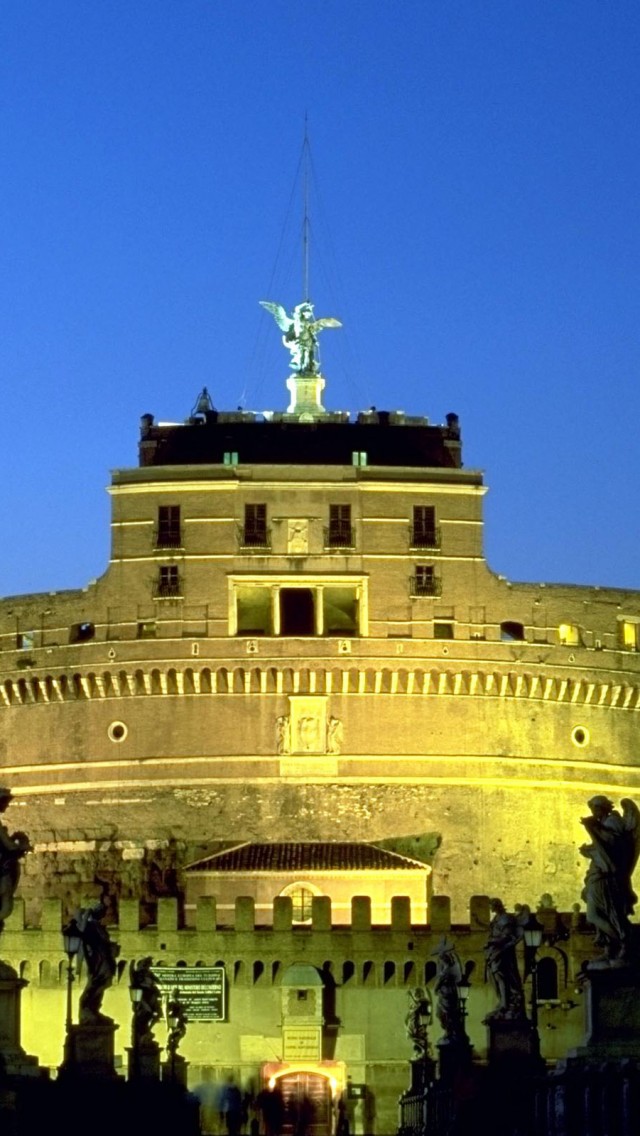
[522,914,544,1030]
[62,919,81,1033]
[129,982,143,1079]
[167,1005,179,1083]
[457,975,471,1034]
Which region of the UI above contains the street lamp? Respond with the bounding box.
[129,982,143,1078]
[457,975,471,1030]
[62,919,82,1033]
[522,914,544,1030]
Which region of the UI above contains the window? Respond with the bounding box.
[500,620,526,642]
[327,504,353,548]
[434,622,454,640]
[558,623,581,647]
[411,565,440,597]
[137,620,157,639]
[620,621,640,651]
[411,505,438,549]
[280,883,316,924]
[231,575,367,637]
[16,631,35,651]
[69,622,95,644]
[223,451,239,465]
[157,505,181,549]
[351,451,367,467]
[156,565,181,598]
[243,504,268,548]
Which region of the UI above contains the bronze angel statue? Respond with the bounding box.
[260,300,341,374]
[580,795,640,965]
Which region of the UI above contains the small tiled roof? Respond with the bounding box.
[186,842,428,873]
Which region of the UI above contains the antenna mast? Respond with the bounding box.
[302,115,310,302]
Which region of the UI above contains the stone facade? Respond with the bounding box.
[0,391,639,919]
[1,892,593,1132]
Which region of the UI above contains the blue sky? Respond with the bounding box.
[0,1,638,596]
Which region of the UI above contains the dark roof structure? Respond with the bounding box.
[186,841,429,873]
[138,410,462,469]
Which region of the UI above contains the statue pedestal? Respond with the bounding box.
[162,1053,188,1088]
[0,961,44,1078]
[407,1055,436,1094]
[486,1018,542,1071]
[436,1037,473,1083]
[571,966,640,1059]
[127,1039,162,1080]
[59,1018,119,1079]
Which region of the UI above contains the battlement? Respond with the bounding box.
[2,891,586,936]
[0,893,593,997]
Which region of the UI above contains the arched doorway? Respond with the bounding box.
[279,1071,333,1136]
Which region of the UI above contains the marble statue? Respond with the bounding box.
[483,898,525,1021]
[580,794,640,965]
[405,986,431,1057]
[0,787,32,934]
[260,300,341,374]
[74,902,119,1023]
[432,937,466,1042]
[130,956,162,1045]
[166,989,188,1058]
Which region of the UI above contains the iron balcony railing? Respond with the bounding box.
[410,575,442,598]
[154,530,184,550]
[324,524,355,550]
[238,524,271,550]
[410,524,441,550]
[154,582,183,599]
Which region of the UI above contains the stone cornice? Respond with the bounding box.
[0,663,638,710]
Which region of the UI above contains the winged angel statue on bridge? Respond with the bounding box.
[260,300,341,374]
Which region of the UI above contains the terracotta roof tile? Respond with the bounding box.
[186,842,427,873]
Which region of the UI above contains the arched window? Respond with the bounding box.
[500,620,525,642]
[279,882,319,924]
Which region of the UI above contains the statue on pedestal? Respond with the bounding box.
[432,938,467,1043]
[483,898,525,1021]
[130,956,162,1045]
[74,903,119,1023]
[166,989,188,1059]
[0,787,32,934]
[260,300,341,374]
[405,986,431,1057]
[580,794,640,966]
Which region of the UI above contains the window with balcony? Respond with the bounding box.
[156,565,181,598]
[243,504,268,548]
[411,505,439,549]
[156,505,182,549]
[327,504,353,549]
[411,565,441,597]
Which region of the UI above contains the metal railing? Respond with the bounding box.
[154,582,183,599]
[154,531,183,550]
[410,525,441,550]
[238,524,271,550]
[324,524,355,549]
[410,575,442,598]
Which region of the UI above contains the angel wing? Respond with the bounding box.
[259,301,292,333]
[621,798,640,877]
[309,317,342,333]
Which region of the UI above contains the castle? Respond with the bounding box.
[1,298,639,1125]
